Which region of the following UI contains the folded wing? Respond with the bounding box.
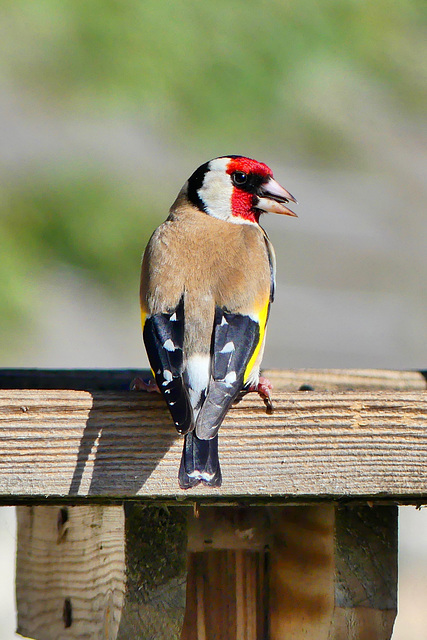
[143,298,194,435]
[195,307,261,440]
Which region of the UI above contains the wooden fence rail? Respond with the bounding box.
[1,368,426,640]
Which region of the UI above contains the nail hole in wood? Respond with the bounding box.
[58,507,68,529]
[63,597,72,628]
[57,508,69,544]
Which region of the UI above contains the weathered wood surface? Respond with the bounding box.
[16,504,187,640]
[0,367,425,391]
[16,505,126,640]
[10,370,405,640]
[264,368,426,391]
[117,504,187,639]
[15,503,397,640]
[331,506,397,639]
[182,505,397,639]
[269,505,397,640]
[183,507,270,639]
[0,388,426,500]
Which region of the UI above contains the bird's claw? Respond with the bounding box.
[130,376,160,393]
[256,376,274,414]
[234,376,274,414]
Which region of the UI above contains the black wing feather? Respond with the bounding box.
[195,307,259,440]
[143,299,194,434]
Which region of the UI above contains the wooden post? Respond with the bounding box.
[331,505,397,639]
[116,503,187,639]
[182,506,270,640]
[180,504,397,640]
[16,504,187,640]
[16,505,126,640]
[269,505,397,640]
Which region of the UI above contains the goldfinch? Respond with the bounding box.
[140,156,297,488]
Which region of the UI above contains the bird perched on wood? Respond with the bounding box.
[139,155,297,489]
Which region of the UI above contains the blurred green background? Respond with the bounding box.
[0,0,425,369]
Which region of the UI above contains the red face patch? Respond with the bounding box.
[229,189,257,222]
[226,157,273,179]
[226,156,273,223]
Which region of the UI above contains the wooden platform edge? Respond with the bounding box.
[0,382,426,502]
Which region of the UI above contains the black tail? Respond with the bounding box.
[178,432,222,489]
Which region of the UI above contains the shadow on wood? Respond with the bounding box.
[68,391,179,496]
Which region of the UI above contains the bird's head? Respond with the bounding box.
[186,155,297,224]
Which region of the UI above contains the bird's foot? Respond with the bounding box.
[254,376,274,414]
[235,376,274,414]
[130,376,160,393]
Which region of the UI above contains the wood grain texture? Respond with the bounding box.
[183,507,269,640]
[0,388,426,500]
[16,505,187,640]
[330,506,397,640]
[268,506,396,640]
[263,368,427,391]
[183,505,397,639]
[16,505,125,640]
[0,367,425,391]
[269,505,335,639]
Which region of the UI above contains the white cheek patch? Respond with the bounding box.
[198,158,233,220]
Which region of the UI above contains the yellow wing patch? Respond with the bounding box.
[140,308,147,331]
[243,297,270,384]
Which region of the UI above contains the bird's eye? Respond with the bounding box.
[232,171,248,186]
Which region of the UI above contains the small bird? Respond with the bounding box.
[140,155,297,488]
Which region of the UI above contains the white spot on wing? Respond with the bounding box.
[224,371,237,386]
[163,339,176,351]
[162,369,173,385]
[220,316,228,326]
[220,341,235,353]
[170,312,177,321]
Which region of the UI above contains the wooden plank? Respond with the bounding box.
[264,368,427,391]
[269,505,336,639]
[0,389,426,500]
[182,507,270,640]
[0,367,425,391]
[15,503,397,640]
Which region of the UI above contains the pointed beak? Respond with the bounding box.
[256,177,298,217]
